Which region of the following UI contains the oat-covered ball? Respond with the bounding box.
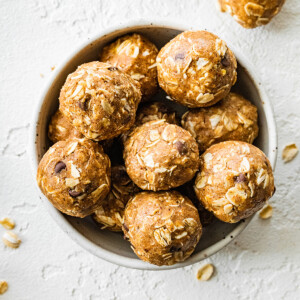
[157,31,237,108]
[59,61,141,141]
[120,101,179,143]
[37,138,111,218]
[123,191,202,266]
[48,110,83,143]
[93,165,140,232]
[100,33,158,101]
[218,0,285,28]
[194,141,275,223]
[182,92,259,152]
[124,120,200,191]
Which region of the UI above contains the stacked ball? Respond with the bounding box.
[37,31,275,266]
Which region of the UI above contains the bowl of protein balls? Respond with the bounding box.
[30,21,277,270]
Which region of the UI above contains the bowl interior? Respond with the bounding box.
[33,25,276,270]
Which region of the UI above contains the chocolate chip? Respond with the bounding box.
[234,173,247,183]
[108,66,118,71]
[123,223,129,232]
[78,94,91,111]
[54,161,66,173]
[170,245,181,252]
[69,190,83,198]
[221,55,230,67]
[175,141,188,155]
[175,52,185,60]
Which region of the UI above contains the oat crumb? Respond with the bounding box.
[197,263,214,281]
[0,281,8,295]
[259,204,273,219]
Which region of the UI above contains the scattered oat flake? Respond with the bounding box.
[0,281,8,295]
[197,263,214,281]
[51,66,56,71]
[259,204,273,219]
[282,144,298,163]
[2,231,21,248]
[0,217,15,230]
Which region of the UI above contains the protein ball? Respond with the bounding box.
[59,61,141,141]
[48,110,83,143]
[218,0,286,29]
[157,31,237,108]
[120,101,179,143]
[123,191,202,266]
[124,120,200,191]
[181,92,259,152]
[93,165,140,232]
[37,138,111,218]
[194,141,275,223]
[100,33,158,101]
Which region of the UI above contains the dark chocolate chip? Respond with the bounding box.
[123,223,129,232]
[78,94,91,111]
[54,161,66,173]
[170,245,182,252]
[108,66,118,71]
[174,141,188,155]
[234,173,247,183]
[69,190,83,198]
[221,55,230,67]
[175,52,185,60]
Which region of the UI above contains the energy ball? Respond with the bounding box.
[37,138,111,218]
[93,165,140,232]
[157,31,237,108]
[124,120,200,191]
[181,92,259,152]
[48,110,83,143]
[100,33,158,101]
[123,191,202,266]
[120,101,179,143]
[194,141,275,223]
[59,61,141,141]
[218,0,286,28]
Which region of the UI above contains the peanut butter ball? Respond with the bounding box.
[59,61,141,141]
[100,33,158,101]
[93,165,140,232]
[48,110,83,143]
[194,141,275,223]
[37,138,111,218]
[218,0,286,28]
[124,120,200,191]
[120,101,179,143]
[157,31,237,108]
[181,92,259,152]
[123,191,202,266]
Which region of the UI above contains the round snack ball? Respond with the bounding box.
[123,191,202,266]
[120,101,179,143]
[123,120,200,191]
[37,138,111,218]
[157,31,237,108]
[100,33,158,101]
[48,110,83,143]
[218,0,286,29]
[194,141,275,223]
[59,61,141,141]
[93,165,140,232]
[181,92,259,152]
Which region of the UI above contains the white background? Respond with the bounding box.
[1,1,300,299]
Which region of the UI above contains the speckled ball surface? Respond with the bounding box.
[59,61,141,141]
[218,0,286,28]
[37,138,111,218]
[181,92,259,152]
[124,120,200,191]
[100,33,158,101]
[194,141,275,223]
[93,165,140,232]
[48,110,83,143]
[123,191,202,266]
[157,30,237,108]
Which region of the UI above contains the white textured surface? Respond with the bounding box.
[0,1,300,299]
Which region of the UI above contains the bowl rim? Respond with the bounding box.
[28,19,277,271]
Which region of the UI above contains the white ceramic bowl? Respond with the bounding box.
[29,21,277,270]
